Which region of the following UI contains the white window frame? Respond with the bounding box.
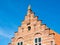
[17,41,23,45]
[34,37,41,45]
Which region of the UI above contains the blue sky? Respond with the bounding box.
[0,0,60,45]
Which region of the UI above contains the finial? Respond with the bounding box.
[28,4,31,10]
[27,4,32,15]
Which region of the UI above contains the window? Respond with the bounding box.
[35,38,41,45]
[51,41,53,45]
[28,26,31,31]
[17,42,23,45]
[39,43,41,45]
[17,43,19,45]
[38,38,41,42]
[35,38,37,43]
[35,44,37,45]
[21,42,23,45]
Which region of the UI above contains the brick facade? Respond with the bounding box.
[9,5,60,45]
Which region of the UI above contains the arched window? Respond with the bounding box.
[34,38,41,45]
[17,42,23,45]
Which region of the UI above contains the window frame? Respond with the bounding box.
[17,41,23,45]
[34,37,41,45]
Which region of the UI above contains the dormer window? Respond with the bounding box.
[28,26,31,31]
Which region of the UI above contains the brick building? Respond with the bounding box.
[8,5,60,45]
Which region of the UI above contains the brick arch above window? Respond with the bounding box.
[35,33,42,35]
[16,38,24,45]
[34,32,42,38]
[16,37,24,42]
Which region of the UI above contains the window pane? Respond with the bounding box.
[18,43,20,45]
[35,38,37,43]
[39,43,41,45]
[35,44,37,45]
[21,42,23,45]
[38,38,41,42]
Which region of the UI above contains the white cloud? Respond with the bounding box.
[0,24,18,39]
[0,27,13,39]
